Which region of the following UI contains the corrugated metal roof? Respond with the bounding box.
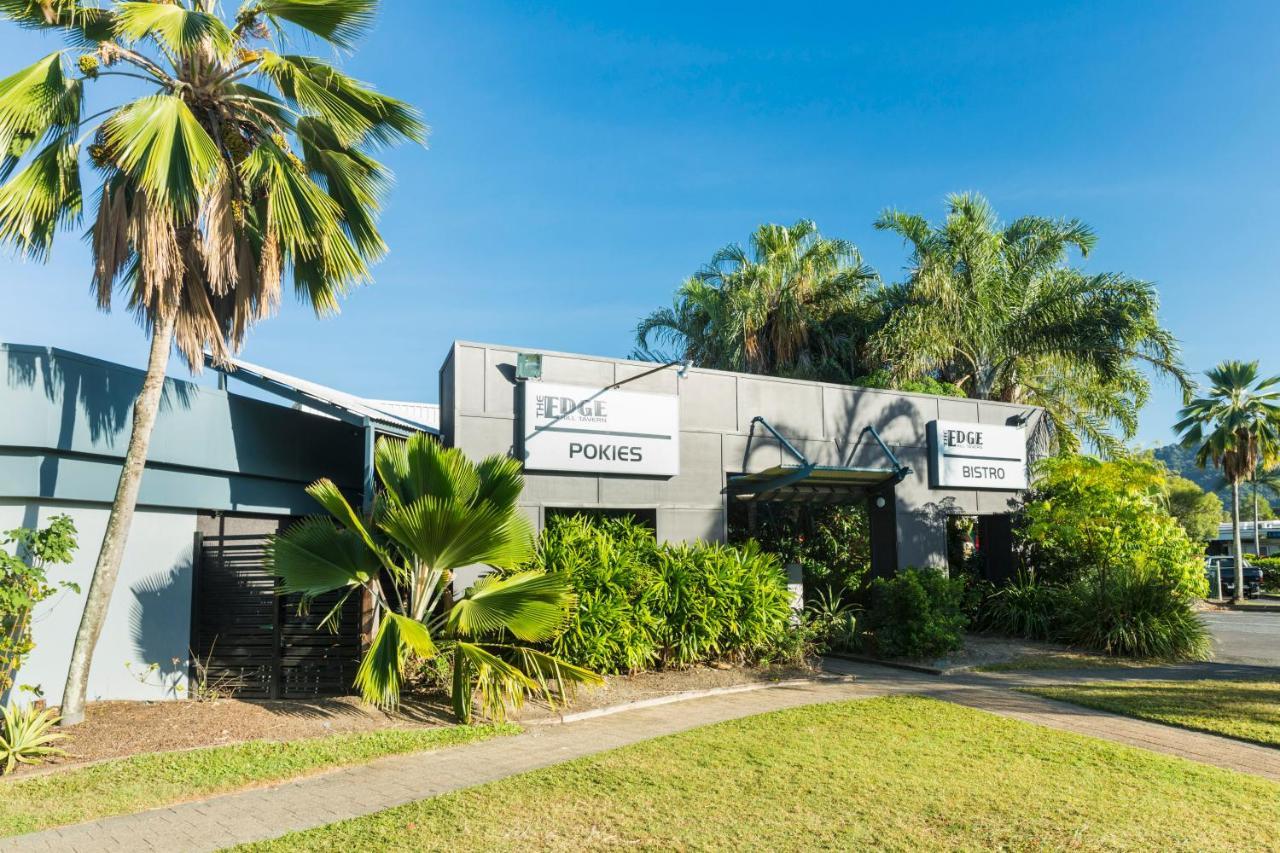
[207,355,439,436]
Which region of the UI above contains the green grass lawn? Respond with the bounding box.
[0,724,514,838]
[240,696,1280,852]
[1023,679,1280,748]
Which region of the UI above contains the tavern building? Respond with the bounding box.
[1,340,1044,706]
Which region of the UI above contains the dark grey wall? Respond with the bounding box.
[440,341,1045,569]
[1,344,363,515]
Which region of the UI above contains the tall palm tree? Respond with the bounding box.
[873,193,1190,453]
[269,434,601,722]
[635,220,881,382]
[0,0,423,723]
[1175,361,1280,603]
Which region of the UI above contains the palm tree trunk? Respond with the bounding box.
[59,308,178,725]
[1254,479,1261,556]
[1232,480,1245,605]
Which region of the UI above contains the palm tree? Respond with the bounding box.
[635,220,881,382]
[268,434,601,722]
[1175,361,1280,603]
[0,0,424,723]
[872,193,1190,453]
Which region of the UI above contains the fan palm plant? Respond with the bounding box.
[0,0,423,723]
[872,193,1190,453]
[635,220,881,381]
[268,434,601,722]
[1175,360,1280,603]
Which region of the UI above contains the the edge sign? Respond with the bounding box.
[928,419,1027,490]
[521,381,680,476]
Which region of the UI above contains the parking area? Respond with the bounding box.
[1202,609,1280,667]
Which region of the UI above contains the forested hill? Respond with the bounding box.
[1152,443,1222,493]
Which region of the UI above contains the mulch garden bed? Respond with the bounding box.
[31,663,815,772]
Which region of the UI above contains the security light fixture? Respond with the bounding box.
[875,496,887,509]
[676,359,692,379]
[515,353,543,380]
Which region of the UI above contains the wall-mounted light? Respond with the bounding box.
[676,359,692,379]
[515,353,543,380]
[875,496,887,509]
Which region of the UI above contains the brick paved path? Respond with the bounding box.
[5,662,1279,852]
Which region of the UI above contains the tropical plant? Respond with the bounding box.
[872,193,1190,453]
[1017,455,1207,599]
[0,0,424,724]
[268,435,600,723]
[1,515,78,698]
[1057,570,1210,660]
[1175,360,1280,603]
[0,703,67,774]
[863,568,967,660]
[804,586,860,653]
[977,573,1063,641]
[635,220,881,382]
[532,514,798,673]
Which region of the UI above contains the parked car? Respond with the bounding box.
[1204,556,1263,598]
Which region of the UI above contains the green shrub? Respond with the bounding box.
[978,575,1063,641]
[1249,556,1280,592]
[533,515,796,673]
[1058,569,1210,660]
[864,568,967,660]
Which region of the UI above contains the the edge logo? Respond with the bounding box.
[942,428,985,450]
[536,395,608,423]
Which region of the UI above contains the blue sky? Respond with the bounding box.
[3,1,1278,447]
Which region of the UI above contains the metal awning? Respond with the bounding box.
[724,416,910,504]
[206,355,438,438]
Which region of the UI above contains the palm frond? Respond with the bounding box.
[266,515,378,597]
[0,132,80,259]
[114,2,234,59]
[447,570,572,642]
[248,0,378,50]
[101,94,222,219]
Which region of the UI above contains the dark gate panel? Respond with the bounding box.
[193,528,361,699]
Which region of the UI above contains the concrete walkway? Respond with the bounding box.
[6,662,1280,852]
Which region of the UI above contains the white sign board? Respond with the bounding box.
[928,420,1028,490]
[521,381,680,476]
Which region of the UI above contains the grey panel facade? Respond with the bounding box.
[439,341,1045,569]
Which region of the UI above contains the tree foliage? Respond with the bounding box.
[1174,360,1280,600]
[0,0,424,365]
[635,219,882,383]
[635,196,1189,452]
[1163,474,1224,541]
[1018,455,1206,599]
[872,193,1189,453]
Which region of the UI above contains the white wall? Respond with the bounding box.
[2,500,196,706]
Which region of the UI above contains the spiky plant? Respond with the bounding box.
[0,704,67,773]
[0,0,423,723]
[1175,360,1280,603]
